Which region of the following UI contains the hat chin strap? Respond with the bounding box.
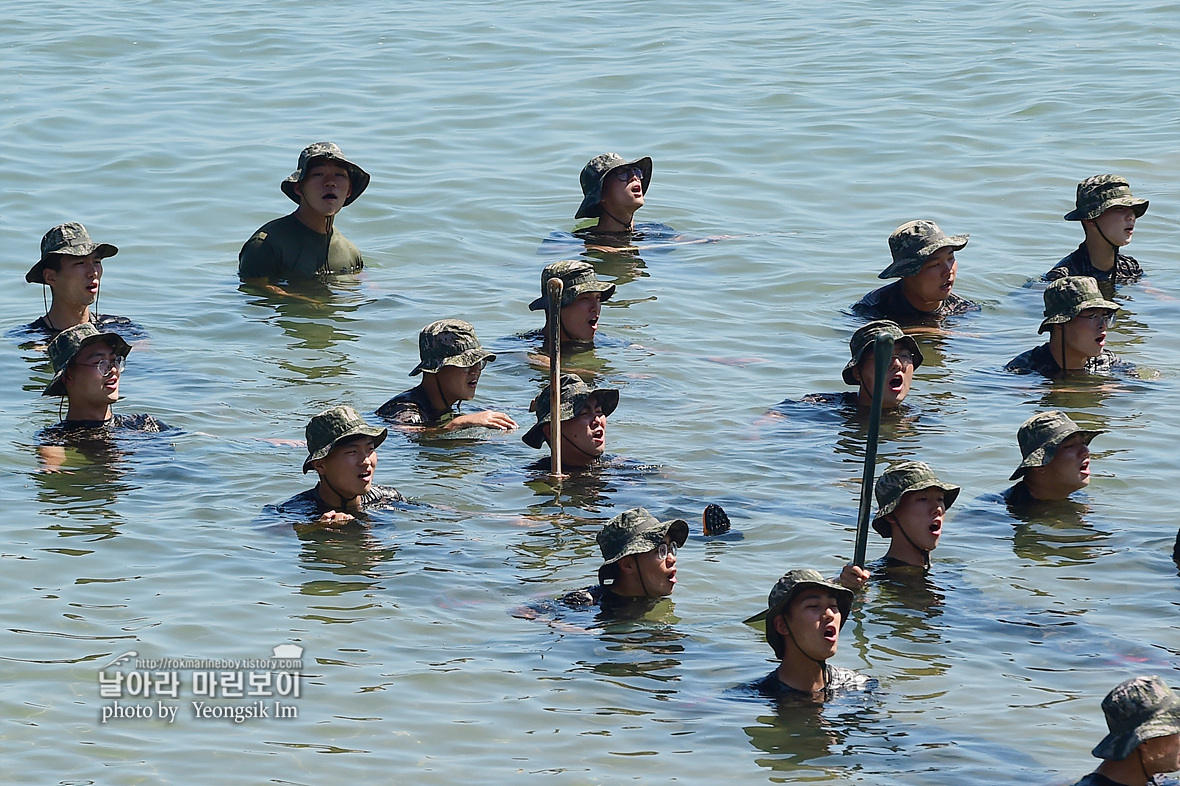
[561,431,599,462]
[894,519,932,569]
[1091,217,1120,252]
[318,474,360,512]
[783,616,831,690]
[634,555,652,598]
[429,371,458,412]
[599,206,634,232]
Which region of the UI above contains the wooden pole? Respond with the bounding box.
[547,277,567,480]
[853,332,894,567]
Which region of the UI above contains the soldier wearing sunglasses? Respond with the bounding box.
[574,153,653,234]
[1005,276,1134,378]
[38,323,169,468]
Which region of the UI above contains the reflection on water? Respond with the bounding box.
[239,280,366,379]
[742,685,879,780]
[859,559,950,683]
[523,458,660,515]
[296,524,399,596]
[1003,494,1110,566]
[581,619,686,691]
[5,0,1180,782]
[541,222,682,288]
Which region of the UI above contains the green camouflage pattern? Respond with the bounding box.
[743,569,854,656]
[1038,275,1120,333]
[27,222,119,284]
[303,405,388,473]
[1010,410,1104,480]
[1092,675,1180,761]
[43,323,132,398]
[280,141,371,206]
[1064,174,1149,222]
[409,319,497,376]
[528,260,617,312]
[878,220,969,279]
[842,319,923,385]
[872,460,960,537]
[596,507,689,570]
[575,152,653,219]
[521,373,619,449]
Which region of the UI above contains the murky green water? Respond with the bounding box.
[2,1,1178,783]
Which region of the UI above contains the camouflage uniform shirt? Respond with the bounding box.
[746,665,874,701]
[1045,243,1142,285]
[1004,343,1131,378]
[40,414,171,445]
[1069,774,1130,786]
[851,280,979,325]
[238,213,363,281]
[275,484,407,518]
[26,313,145,342]
[376,385,451,427]
[1001,481,1037,508]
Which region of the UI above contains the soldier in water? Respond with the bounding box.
[377,319,516,433]
[851,220,979,326]
[25,223,137,340]
[1005,277,1132,379]
[1046,174,1148,287]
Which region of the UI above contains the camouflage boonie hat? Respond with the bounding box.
[522,373,619,449]
[409,319,497,376]
[281,142,371,207]
[302,405,387,473]
[743,569,854,657]
[27,223,119,285]
[575,153,653,220]
[1038,276,1120,334]
[872,461,960,537]
[527,260,616,312]
[596,508,689,584]
[42,323,132,398]
[879,220,968,279]
[1064,174,1148,222]
[1010,410,1104,481]
[1092,675,1180,761]
[842,320,923,385]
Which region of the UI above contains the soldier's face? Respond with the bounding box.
[1090,205,1136,246]
[890,488,946,553]
[295,162,352,217]
[1062,309,1111,359]
[1140,731,1180,776]
[44,252,103,307]
[544,394,607,466]
[560,292,602,343]
[600,166,645,217]
[855,347,915,409]
[904,246,957,305]
[314,436,377,499]
[64,341,122,407]
[777,589,841,661]
[435,363,481,403]
[1040,434,1092,492]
